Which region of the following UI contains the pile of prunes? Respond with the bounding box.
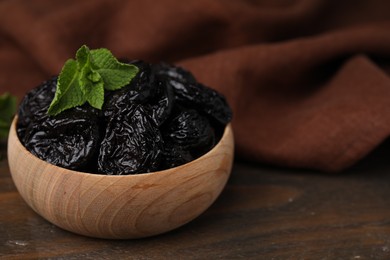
[17,61,232,175]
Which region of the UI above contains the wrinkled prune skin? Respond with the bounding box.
[103,61,155,119]
[22,105,101,170]
[17,77,56,139]
[155,63,232,126]
[161,143,193,169]
[163,109,215,154]
[154,63,197,85]
[172,82,232,126]
[161,109,215,169]
[17,61,232,174]
[148,80,175,126]
[104,61,175,127]
[98,104,163,175]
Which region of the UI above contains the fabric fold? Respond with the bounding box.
[1,0,390,172]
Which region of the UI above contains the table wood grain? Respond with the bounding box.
[1,141,390,259]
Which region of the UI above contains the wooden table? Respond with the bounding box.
[1,141,390,259]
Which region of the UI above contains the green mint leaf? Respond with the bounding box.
[76,45,90,69]
[77,45,105,109]
[77,45,93,94]
[47,45,139,116]
[47,59,85,116]
[90,48,139,91]
[82,75,105,110]
[0,92,17,139]
[77,45,98,89]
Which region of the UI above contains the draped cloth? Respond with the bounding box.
[1,0,390,172]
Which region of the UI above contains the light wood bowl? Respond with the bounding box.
[7,117,234,239]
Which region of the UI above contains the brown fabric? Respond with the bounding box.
[1,0,390,172]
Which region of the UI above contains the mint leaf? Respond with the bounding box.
[91,48,139,91]
[76,45,91,70]
[76,46,105,109]
[47,45,139,116]
[0,92,17,139]
[83,76,105,109]
[47,59,85,116]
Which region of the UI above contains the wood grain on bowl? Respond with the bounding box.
[7,117,234,239]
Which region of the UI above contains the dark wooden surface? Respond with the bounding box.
[2,142,390,259]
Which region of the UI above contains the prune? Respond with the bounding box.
[162,108,215,160]
[17,78,101,170]
[104,61,156,119]
[159,108,215,169]
[17,77,56,139]
[172,82,232,126]
[23,105,101,170]
[154,63,197,85]
[161,143,194,169]
[104,61,175,127]
[155,63,232,126]
[98,104,163,175]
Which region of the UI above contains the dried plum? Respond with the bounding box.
[163,109,215,153]
[160,109,215,169]
[104,61,175,128]
[172,82,232,126]
[23,105,101,170]
[17,77,56,139]
[155,63,232,126]
[104,61,156,119]
[161,143,194,169]
[98,104,163,175]
[154,62,197,85]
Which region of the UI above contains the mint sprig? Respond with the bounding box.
[47,45,138,116]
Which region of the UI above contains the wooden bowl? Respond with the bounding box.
[7,117,234,239]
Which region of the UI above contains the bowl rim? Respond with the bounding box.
[9,116,233,178]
